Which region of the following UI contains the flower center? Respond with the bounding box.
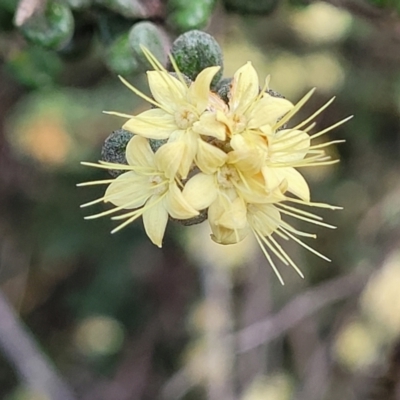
[149,175,166,195]
[217,165,240,189]
[174,108,197,129]
[231,113,247,135]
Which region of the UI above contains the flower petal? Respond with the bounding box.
[248,203,281,236]
[228,148,264,174]
[262,166,310,201]
[193,112,226,141]
[196,139,227,174]
[217,196,247,230]
[105,171,151,209]
[147,71,186,112]
[188,66,220,112]
[183,173,217,210]
[230,62,259,114]
[165,183,199,219]
[168,129,198,179]
[248,95,293,129]
[123,108,177,139]
[271,129,310,162]
[126,135,155,168]
[155,141,185,179]
[142,196,169,247]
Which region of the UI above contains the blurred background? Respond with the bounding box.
[1,0,400,399]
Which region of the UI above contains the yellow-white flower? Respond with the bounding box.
[211,62,294,148]
[78,136,198,247]
[106,47,226,179]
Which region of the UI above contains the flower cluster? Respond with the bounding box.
[79,47,349,283]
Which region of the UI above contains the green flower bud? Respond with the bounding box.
[129,22,169,69]
[167,0,216,33]
[101,129,134,177]
[6,46,62,88]
[223,0,279,15]
[95,0,161,19]
[66,0,92,9]
[19,1,75,50]
[169,30,223,88]
[105,31,140,75]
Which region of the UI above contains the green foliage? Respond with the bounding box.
[167,0,217,32]
[5,46,62,88]
[20,2,74,50]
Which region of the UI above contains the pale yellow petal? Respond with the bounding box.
[230,62,259,114]
[217,196,247,230]
[262,166,310,201]
[208,199,249,244]
[227,148,264,174]
[126,135,155,168]
[165,183,199,219]
[196,139,228,174]
[105,171,151,209]
[155,141,185,179]
[123,108,176,139]
[248,203,281,236]
[188,66,221,112]
[271,129,310,162]
[142,196,169,247]
[147,71,186,112]
[193,112,226,141]
[168,129,198,179]
[248,95,293,128]
[182,173,217,210]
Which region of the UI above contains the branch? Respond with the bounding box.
[236,271,366,353]
[0,290,77,400]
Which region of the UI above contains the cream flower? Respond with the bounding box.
[211,62,294,147]
[78,136,198,247]
[106,47,226,179]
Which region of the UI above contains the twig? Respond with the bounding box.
[236,271,366,353]
[161,271,365,399]
[0,290,77,400]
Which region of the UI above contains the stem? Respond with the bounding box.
[0,290,77,400]
[200,263,236,400]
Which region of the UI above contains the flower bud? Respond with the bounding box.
[169,30,223,88]
[19,1,74,50]
[105,31,140,75]
[101,129,134,177]
[129,22,169,69]
[167,0,216,33]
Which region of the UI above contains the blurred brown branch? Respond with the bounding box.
[0,290,77,400]
[236,271,366,353]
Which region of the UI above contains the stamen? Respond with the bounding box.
[280,227,331,261]
[103,111,134,119]
[278,203,323,220]
[310,116,353,140]
[309,140,346,150]
[274,88,316,130]
[81,161,133,171]
[77,179,115,187]
[253,229,285,285]
[285,198,342,210]
[268,235,304,278]
[118,76,168,112]
[278,208,337,229]
[292,97,336,131]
